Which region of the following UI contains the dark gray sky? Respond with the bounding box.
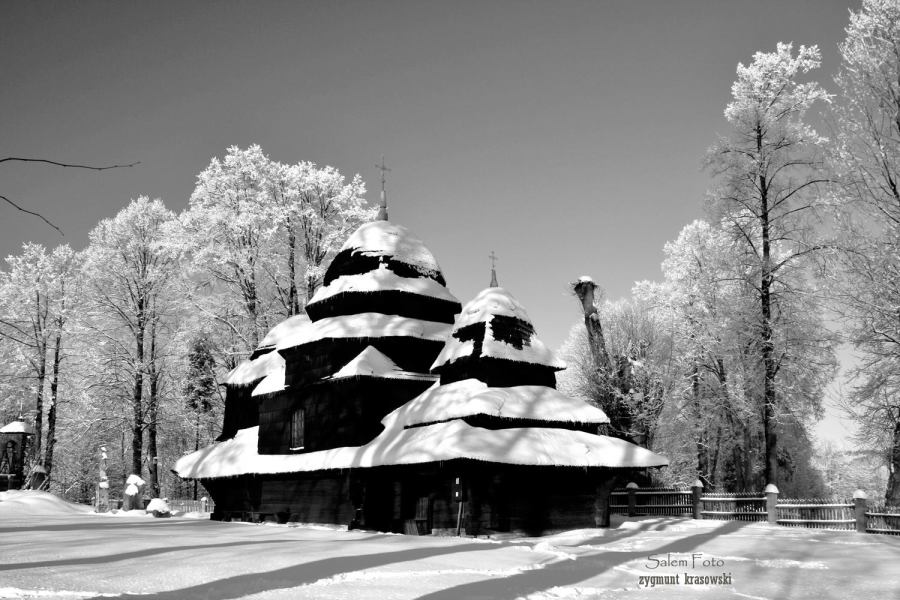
[1,0,855,442]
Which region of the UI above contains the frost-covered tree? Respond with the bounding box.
[0,242,78,480]
[706,42,835,486]
[82,197,180,495]
[829,0,900,504]
[181,145,372,356]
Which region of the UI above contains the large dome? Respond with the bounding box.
[306,220,460,324]
[321,221,446,286]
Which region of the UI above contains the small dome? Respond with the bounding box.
[432,287,565,373]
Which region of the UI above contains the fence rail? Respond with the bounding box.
[610,486,900,536]
[166,498,215,514]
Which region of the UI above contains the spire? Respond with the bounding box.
[375,155,391,221]
[489,250,499,287]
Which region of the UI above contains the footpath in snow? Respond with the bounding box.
[1,490,899,599]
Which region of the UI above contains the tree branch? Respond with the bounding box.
[0,157,139,170]
[0,194,63,235]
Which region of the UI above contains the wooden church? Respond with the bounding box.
[174,203,667,535]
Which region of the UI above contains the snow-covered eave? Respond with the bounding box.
[173,421,667,479]
[384,379,609,429]
[308,264,460,306]
[431,353,566,373]
[323,372,438,383]
[224,350,285,387]
[275,313,453,351]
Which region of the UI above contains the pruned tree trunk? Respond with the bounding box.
[572,278,613,373]
[147,319,160,499]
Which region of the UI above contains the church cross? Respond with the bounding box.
[375,155,391,220]
[489,251,499,287]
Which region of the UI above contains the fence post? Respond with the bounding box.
[765,483,779,525]
[626,482,638,516]
[853,489,867,533]
[692,479,703,520]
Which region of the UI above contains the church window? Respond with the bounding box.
[290,408,305,450]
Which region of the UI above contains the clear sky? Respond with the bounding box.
[2,1,856,440]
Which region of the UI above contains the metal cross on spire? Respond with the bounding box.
[375,155,391,221]
[489,250,499,287]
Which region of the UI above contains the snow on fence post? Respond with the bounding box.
[692,479,703,520]
[626,482,638,517]
[853,490,867,533]
[765,484,779,525]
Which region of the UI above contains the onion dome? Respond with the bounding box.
[431,287,565,387]
[305,221,461,323]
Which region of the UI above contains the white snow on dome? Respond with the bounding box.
[384,378,609,428]
[431,287,565,370]
[0,420,33,434]
[257,314,312,351]
[341,221,442,273]
[274,312,451,350]
[454,287,532,328]
[225,350,285,387]
[309,264,458,305]
[328,346,434,381]
[173,421,668,479]
[251,360,286,397]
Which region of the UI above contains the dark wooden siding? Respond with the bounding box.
[281,337,445,388]
[435,356,559,388]
[203,461,630,534]
[306,290,460,324]
[217,385,261,441]
[257,377,435,454]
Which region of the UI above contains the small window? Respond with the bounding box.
[290,408,305,450]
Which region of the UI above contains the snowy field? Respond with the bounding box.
[1,491,899,600]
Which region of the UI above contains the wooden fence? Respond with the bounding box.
[166,498,215,514]
[610,485,900,536]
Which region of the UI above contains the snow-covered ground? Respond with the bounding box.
[1,490,898,599]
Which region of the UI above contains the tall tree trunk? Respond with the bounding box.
[43,330,62,481]
[288,229,299,315]
[146,319,160,498]
[758,127,779,487]
[692,361,711,488]
[32,288,49,460]
[32,343,47,460]
[131,304,145,477]
[886,413,900,505]
[193,411,201,501]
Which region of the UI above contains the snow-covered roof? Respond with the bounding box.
[328,346,435,381]
[274,312,452,350]
[384,379,609,428]
[256,314,312,352]
[340,221,443,275]
[251,360,286,397]
[0,420,33,434]
[224,350,285,387]
[309,264,458,306]
[173,422,668,479]
[431,287,566,371]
